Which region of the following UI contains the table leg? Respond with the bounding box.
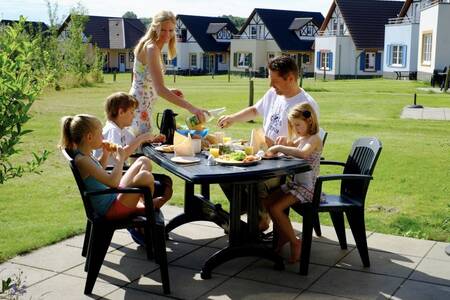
[200,182,284,278]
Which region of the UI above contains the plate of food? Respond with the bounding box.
[215,151,261,166]
[170,156,201,164]
[155,144,175,153]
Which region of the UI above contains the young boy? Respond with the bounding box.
[96,92,172,245]
[95,91,165,166]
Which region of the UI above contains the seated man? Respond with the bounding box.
[217,55,320,230]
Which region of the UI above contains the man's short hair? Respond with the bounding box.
[105,92,138,120]
[267,55,299,80]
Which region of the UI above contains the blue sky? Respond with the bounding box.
[1,0,333,23]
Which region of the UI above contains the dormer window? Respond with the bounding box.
[250,26,257,39]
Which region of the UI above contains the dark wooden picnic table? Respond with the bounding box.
[143,145,311,278]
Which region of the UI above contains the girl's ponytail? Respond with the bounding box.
[60,116,74,149]
[58,114,102,150]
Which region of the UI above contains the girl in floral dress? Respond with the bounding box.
[263,102,322,263]
[129,10,207,136]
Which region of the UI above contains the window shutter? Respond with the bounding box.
[402,45,407,67]
[375,53,381,71]
[233,53,237,67]
[360,51,366,71]
[172,57,177,66]
[386,45,392,66]
[248,53,253,67]
[328,52,333,70]
[316,51,321,69]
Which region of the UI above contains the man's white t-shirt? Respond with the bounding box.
[254,87,319,143]
[93,120,135,165]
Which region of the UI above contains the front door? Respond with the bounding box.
[365,52,376,71]
[119,53,126,72]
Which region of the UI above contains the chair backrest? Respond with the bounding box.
[62,149,100,221]
[319,127,328,147]
[341,137,382,202]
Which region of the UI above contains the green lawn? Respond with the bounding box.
[1,74,449,262]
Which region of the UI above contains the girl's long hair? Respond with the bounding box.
[59,114,101,150]
[287,103,319,140]
[134,10,177,60]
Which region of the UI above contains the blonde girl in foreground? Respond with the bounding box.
[60,114,171,221]
[264,103,322,263]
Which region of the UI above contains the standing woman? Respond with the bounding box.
[130,10,207,135]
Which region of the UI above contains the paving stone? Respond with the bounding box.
[109,239,200,263]
[168,223,225,246]
[63,253,159,286]
[409,258,450,286]
[309,268,403,299]
[391,279,450,300]
[170,245,258,276]
[425,242,450,261]
[292,222,367,247]
[199,277,301,300]
[0,262,57,287]
[237,259,329,289]
[160,205,183,221]
[102,286,173,299]
[336,249,421,278]
[10,242,85,273]
[295,291,354,299]
[367,233,435,257]
[22,273,118,299]
[131,265,228,300]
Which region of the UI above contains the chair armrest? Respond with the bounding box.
[86,186,157,223]
[85,187,149,196]
[312,174,373,206]
[320,160,346,167]
[317,174,373,183]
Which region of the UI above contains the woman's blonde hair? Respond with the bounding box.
[287,103,319,140]
[59,114,102,150]
[134,10,177,60]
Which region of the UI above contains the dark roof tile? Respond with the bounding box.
[336,0,404,49]
[245,8,324,51]
[177,15,238,52]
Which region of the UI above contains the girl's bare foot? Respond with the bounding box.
[288,238,301,264]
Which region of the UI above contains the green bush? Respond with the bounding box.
[0,17,50,183]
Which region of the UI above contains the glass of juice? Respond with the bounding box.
[210,145,220,158]
[223,136,232,144]
[244,145,254,155]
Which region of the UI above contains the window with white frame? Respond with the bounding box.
[217,54,224,64]
[237,52,251,67]
[422,33,432,65]
[250,26,257,38]
[391,45,404,66]
[320,52,330,70]
[190,53,197,67]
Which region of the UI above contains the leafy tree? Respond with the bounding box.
[221,15,246,30]
[0,17,50,183]
[123,11,138,19]
[139,17,152,29]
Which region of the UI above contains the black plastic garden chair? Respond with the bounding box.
[291,137,382,275]
[62,149,170,294]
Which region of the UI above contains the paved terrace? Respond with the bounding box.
[1,205,449,299]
